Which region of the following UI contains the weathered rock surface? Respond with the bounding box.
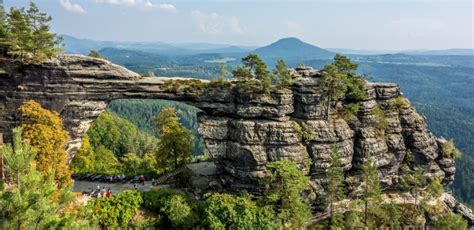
[0,55,467,215]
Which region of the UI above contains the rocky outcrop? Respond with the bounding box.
[0,55,459,199]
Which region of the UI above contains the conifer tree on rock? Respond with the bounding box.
[326,145,346,228]
[2,3,62,63]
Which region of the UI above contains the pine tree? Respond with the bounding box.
[88,49,105,59]
[361,156,382,227]
[154,108,194,171]
[321,64,348,120]
[265,160,311,229]
[18,100,72,187]
[241,53,269,80]
[5,7,30,62]
[326,145,346,228]
[3,3,62,63]
[219,64,228,78]
[0,128,88,229]
[273,59,292,87]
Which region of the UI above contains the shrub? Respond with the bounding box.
[441,139,462,158]
[341,103,360,121]
[142,188,199,229]
[293,122,315,145]
[387,96,410,111]
[434,213,468,230]
[88,190,143,228]
[203,193,278,229]
[372,105,387,137]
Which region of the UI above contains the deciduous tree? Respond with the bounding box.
[154,108,194,171]
[18,100,72,187]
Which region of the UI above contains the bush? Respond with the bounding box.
[387,96,410,111]
[372,105,387,137]
[203,193,278,229]
[434,213,468,230]
[293,122,315,144]
[142,188,199,229]
[341,103,360,121]
[88,190,143,228]
[441,139,462,158]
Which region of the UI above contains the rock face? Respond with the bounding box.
[0,55,458,196]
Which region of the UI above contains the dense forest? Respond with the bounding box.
[107,99,204,156]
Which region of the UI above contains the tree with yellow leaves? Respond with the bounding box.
[154,108,194,171]
[18,100,72,187]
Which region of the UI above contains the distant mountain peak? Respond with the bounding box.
[254,37,334,61]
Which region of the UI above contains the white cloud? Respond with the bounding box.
[191,10,245,35]
[60,0,86,14]
[96,0,176,12]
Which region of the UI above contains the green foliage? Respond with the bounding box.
[320,55,367,120]
[2,3,62,63]
[87,111,158,158]
[107,99,204,156]
[399,167,428,194]
[232,54,273,95]
[334,54,358,75]
[141,70,156,77]
[154,108,194,170]
[142,188,199,229]
[88,189,143,228]
[387,96,410,111]
[361,156,382,227]
[452,154,474,208]
[326,146,346,227]
[266,160,311,228]
[70,135,94,173]
[426,177,444,199]
[344,210,362,230]
[121,152,144,175]
[293,122,315,145]
[203,193,278,230]
[442,139,462,158]
[88,49,105,59]
[372,105,387,137]
[341,103,360,121]
[92,145,121,174]
[0,128,89,229]
[219,64,228,78]
[434,213,468,230]
[240,53,269,80]
[273,59,293,87]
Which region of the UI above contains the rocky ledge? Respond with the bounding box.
[0,55,467,219]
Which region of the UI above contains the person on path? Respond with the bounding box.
[106,188,112,197]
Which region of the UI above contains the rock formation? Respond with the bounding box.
[0,54,467,222]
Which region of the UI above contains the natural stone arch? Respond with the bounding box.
[0,55,455,191]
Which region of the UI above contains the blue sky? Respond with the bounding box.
[3,0,473,50]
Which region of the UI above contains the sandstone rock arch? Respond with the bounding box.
[0,55,456,192]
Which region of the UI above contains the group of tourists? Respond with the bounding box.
[85,186,113,198]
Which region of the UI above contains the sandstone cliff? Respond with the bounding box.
[0,55,470,225]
